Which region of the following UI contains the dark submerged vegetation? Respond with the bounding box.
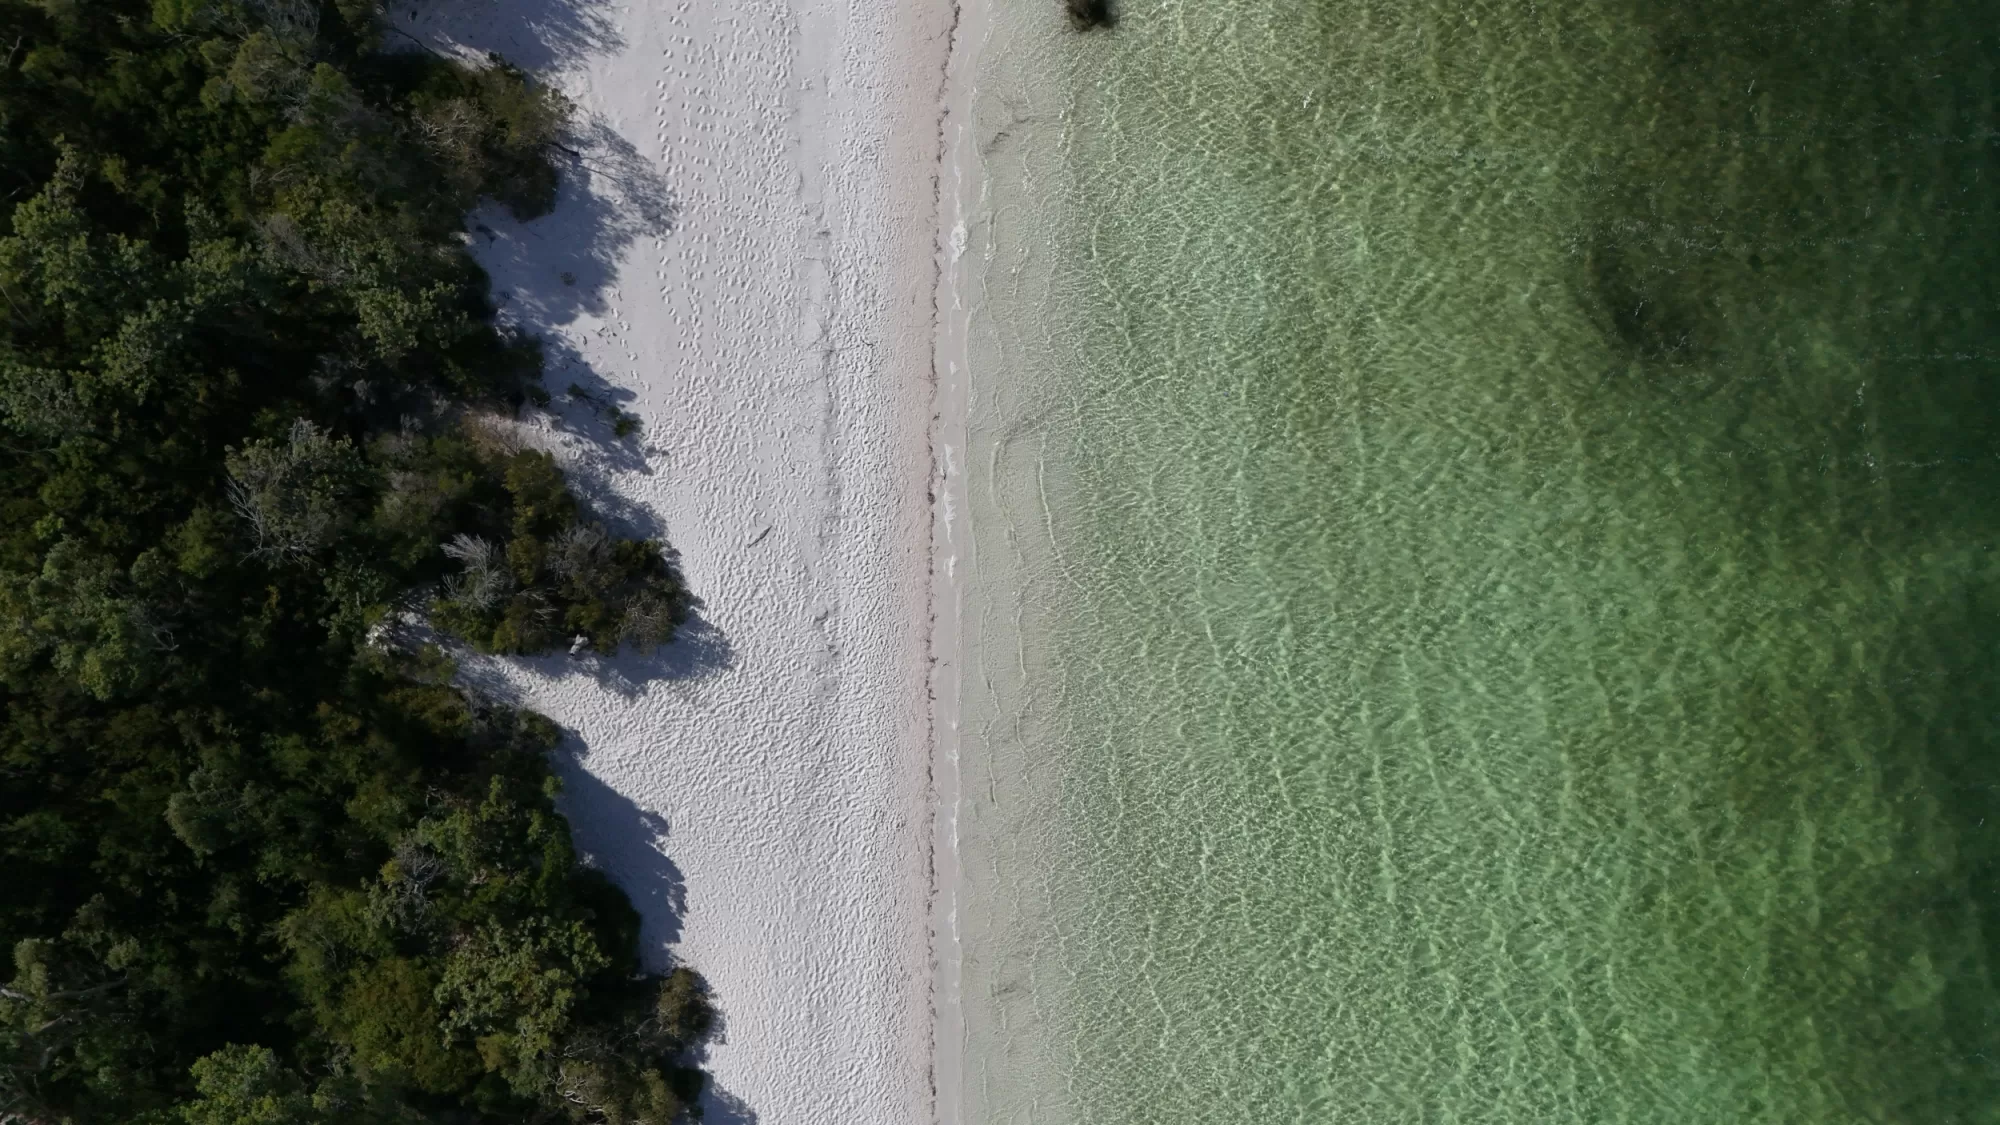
[0,0,708,1122]
[1064,0,1114,31]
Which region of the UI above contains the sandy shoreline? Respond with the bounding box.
[927,0,988,1111]
[401,0,957,1119]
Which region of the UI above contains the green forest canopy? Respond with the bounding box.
[0,1,713,1122]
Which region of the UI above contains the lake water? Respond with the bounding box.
[952,1,2000,1121]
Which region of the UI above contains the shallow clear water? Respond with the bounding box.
[955,0,2000,1122]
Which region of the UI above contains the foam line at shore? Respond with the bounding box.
[927,0,983,1110]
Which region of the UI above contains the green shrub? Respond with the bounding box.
[0,2,710,1122]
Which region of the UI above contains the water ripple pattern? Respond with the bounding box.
[953,0,2000,1122]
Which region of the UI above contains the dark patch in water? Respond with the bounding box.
[1587,242,1700,363]
[1065,0,1115,31]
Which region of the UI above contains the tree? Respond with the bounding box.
[181,1046,315,1125]
[0,1,711,1121]
[225,421,365,563]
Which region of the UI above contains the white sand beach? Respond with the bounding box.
[399,0,956,1119]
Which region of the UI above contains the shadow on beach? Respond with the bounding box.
[682,988,757,1124]
[474,110,679,327]
[699,1084,760,1125]
[405,1,683,516]
[544,719,765,1125]
[532,333,654,473]
[551,725,762,1125]
[471,106,682,529]
[396,0,624,74]
[402,9,762,1121]
[550,755,689,954]
[402,0,715,697]
[412,0,679,385]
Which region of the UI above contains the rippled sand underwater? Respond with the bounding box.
[955,0,2000,1121]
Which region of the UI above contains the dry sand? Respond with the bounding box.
[399,0,958,1119]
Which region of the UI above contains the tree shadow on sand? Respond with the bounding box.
[544,706,761,1125]
[396,0,623,74]
[476,113,679,326]
[404,2,680,506]
[475,118,682,519]
[551,762,763,1124]
[698,1084,760,1125]
[399,10,763,1120]
[531,334,654,476]
[407,0,710,696]
[550,752,689,955]
[677,988,757,1124]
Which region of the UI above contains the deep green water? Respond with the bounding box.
[963,0,2000,1121]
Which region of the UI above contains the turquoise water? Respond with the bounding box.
[958,0,2000,1121]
